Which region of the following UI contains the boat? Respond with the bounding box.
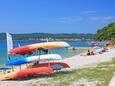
[9,42,70,54]
[27,62,70,69]
[0,67,54,80]
[6,54,62,66]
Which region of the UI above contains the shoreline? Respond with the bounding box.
[63,47,115,69]
[1,47,115,86]
[1,47,115,71]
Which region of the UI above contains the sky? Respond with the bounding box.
[0,0,115,34]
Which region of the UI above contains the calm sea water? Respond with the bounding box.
[0,40,90,66]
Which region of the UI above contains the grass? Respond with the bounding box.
[30,58,115,86]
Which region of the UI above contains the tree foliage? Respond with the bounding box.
[0,33,94,40]
[94,22,115,42]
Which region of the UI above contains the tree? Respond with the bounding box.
[94,22,115,42]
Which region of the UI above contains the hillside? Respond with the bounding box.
[0,33,94,40]
[94,22,115,42]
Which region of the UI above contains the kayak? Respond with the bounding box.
[27,62,70,69]
[0,67,54,80]
[6,54,62,66]
[9,42,70,54]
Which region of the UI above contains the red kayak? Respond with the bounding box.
[16,67,54,77]
[0,67,54,80]
[27,62,70,69]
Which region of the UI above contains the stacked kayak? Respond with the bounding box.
[27,62,70,69]
[6,54,62,66]
[1,41,70,80]
[9,42,70,54]
[0,67,54,80]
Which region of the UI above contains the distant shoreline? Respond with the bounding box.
[0,33,94,40]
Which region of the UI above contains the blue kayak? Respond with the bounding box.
[6,54,62,66]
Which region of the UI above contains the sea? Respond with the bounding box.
[0,40,91,67]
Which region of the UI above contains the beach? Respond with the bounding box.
[63,47,115,69]
[0,0,114,85]
[0,47,115,86]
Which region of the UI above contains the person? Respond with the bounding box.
[80,49,95,56]
[90,51,95,55]
[87,50,91,56]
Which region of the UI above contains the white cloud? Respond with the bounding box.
[89,16,115,21]
[89,17,102,21]
[104,16,115,20]
[57,16,115,23]
[81,11,96,14]
[57,16,83,23]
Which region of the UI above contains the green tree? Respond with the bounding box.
[94,22,115,42]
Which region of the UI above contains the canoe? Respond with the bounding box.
[0,67,54,80]
[6,54,62,66]
[27,62,70,69]
[9,42,70,54]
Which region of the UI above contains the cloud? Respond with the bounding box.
[57,16,83,23]
[104,16,115,20]
[89,16,115,21]
[57,16,115,23]
[81,11,96,14]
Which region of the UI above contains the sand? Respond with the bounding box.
[63,48,115,69]
[109,75,115,86]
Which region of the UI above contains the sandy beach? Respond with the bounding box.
[63,48,115,69]
[1,47,115,86]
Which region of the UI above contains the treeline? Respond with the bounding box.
[0,33,94,40]
[94,22,115,42]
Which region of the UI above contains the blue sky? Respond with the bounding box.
[0,0,115,33]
